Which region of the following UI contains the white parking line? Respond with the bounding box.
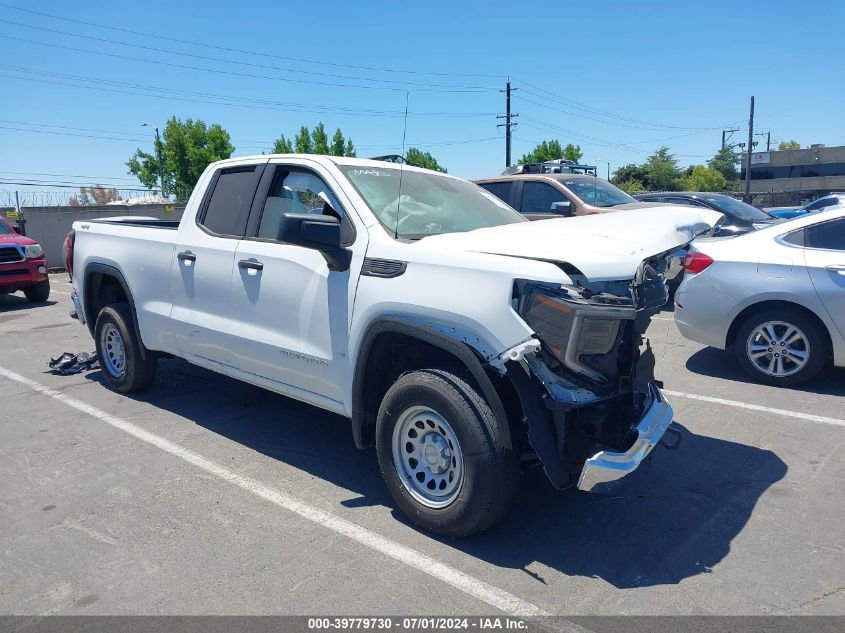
[650,315,674,322]
[0,366,549,618]
[664,389,845,428]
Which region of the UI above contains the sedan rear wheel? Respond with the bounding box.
[735,310,827,386]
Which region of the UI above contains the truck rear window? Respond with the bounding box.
[200,167,259,236]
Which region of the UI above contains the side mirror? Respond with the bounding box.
[277,213,351,271]
[551,201,574,216]
[278,213,341,249]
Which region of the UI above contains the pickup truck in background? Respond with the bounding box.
[66,155,721,536]
[0,214,50,302]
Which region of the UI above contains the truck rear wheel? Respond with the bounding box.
[94,303,157,393]
[375,369,519,537]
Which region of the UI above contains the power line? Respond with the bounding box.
[0,68,495,119]
[519,93,738,133]
[0,124,148,142]
[0,2,504,79]
[0,179,148,189]
[512,77,732,131]
[0,17,499,91]
[0,118,149,138]
[3,34,496,94]
[0,170,138,181]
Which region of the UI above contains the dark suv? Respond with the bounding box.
[633,192,779,236]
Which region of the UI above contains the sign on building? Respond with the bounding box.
[750,152,770,165]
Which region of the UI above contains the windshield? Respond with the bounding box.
[560,178,636,207]
[0,218,13,235]
[703,195,771,221]
[339,166,526,239]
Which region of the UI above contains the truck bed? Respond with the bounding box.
[88,218,181,229]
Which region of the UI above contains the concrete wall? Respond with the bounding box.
[20,204,186,269]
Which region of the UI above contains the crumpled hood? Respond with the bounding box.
[420,206,724,281]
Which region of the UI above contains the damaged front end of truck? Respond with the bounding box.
[501,252,680,493]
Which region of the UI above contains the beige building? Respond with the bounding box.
[742,144,845,204]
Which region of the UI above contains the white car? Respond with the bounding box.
[66,155,720,536]
[675,206,845,386]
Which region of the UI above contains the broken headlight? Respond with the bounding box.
[518,285,635,383]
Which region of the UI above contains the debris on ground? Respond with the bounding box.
[48,352,100,375]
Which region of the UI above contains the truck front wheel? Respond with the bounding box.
[94,303,158,393]
[24,278,50,302]
[375,369,519,537]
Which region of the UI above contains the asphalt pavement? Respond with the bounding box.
[1,274,843,616]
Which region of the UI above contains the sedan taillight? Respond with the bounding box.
[682,251,714,274]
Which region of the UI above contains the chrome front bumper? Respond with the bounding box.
[577,382,674,492]
[70,291,85,325]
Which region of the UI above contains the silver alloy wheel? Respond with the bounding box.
[100,322,127,378]
[391,406,464,509]
[746,320,809,378]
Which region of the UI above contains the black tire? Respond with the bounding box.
[734,308,828,386]
[94,303,157,393]
[24,278,50,302]
[375,369,519,537]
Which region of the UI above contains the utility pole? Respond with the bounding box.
[743,96,755,203]
[721,127,740,149]
[14,190,23,235]
[142,122,165,197]
[756,130,771,152]
[497,81,518,168]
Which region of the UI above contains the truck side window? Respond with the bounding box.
[199,166,261,237]
[521,182,569,214]
[256,168,354,244]
[478,182,513,206]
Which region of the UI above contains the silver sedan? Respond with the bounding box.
[674,206,845,386]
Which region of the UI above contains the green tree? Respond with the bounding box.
[344,138,356,157]
[312,122,330,154]
[707,146,740,182]
[778,140,800,150]
[681,165,727,192]
[294,126,313,153]
[330,128,345,156]
[616,178,646,194]
[611,163,648,188]
[643,146,682,191]
[406,147,447,173]
[518,140,563,164]
[272,134,293,154]
[562,143,583,163]
[127,116,234,200]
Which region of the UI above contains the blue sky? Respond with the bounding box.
[1,0,843,200]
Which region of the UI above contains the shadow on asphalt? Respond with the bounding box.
[0,293,57,313]
[86,357,787,590]
[685,346,845,397]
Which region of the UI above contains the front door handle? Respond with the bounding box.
[177,251,196,265]
[238,259,264,272]
[825,265,845,275]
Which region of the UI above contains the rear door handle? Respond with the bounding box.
[238,259,264,272]
[177,251,196,262]
[825,265,845,275]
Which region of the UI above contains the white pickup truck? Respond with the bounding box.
[67,155,721,536]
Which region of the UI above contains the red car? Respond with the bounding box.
[0,215,50,302]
